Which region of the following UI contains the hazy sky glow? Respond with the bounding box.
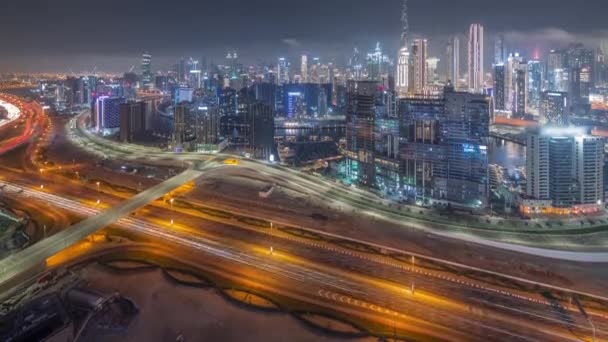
[1,0,607,73]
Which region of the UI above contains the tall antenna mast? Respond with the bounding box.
[401,0,409,47]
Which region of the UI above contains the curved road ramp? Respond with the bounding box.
[0,168,204,293]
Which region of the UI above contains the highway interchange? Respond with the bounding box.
[0,93,607,341]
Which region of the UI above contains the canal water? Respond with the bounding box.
[489,138,526,172]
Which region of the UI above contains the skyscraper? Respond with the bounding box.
[141,52,152,89]
[527,60,543,113]
[396,0,410,97]
[345,81,378,186]
[367,43,383,81]
[505,53,523,112]
[277,57,289,84]
[301,55,308,82]
[400,86,490,208]
[525,127,604,215]
[350,48,364,81]
[493,64,506,111]
[119,101,147,143]
[194,105,222,152]
[468,24,484,93]
[566,44,594,109]
[409,39,428,94]
[540,91,569,126]
[547,49,566,92]
[173,103,195,148]
[494,33,506,65]
[95,96,124,134]
[445,37,459,86]
[426,57,440,85]
[514,67,527,117]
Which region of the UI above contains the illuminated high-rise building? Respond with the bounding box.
[409,38,428,94]
[493,63,506,111]
[396,0,410,97]
[494,33,506,65]
[540,91,569,126]
[505,53,523,112]
[350,48,364,81]
[141,52,153,89]
[514,67,527,117]
[467,24,484,93]
[345,81,379,186]
[527,60,543,113]
[566,44,593,109]
[547,49,566,92]
[525,127,604,214]
[301,55,308,83]
[426,57,440,85]
[445,37,459,86]
[400,86,490,208]
[367,42,383,81]
[277,57,290,84]
[119,101,147,143]
[95,96,124,134]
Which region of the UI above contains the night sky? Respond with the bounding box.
[1,0,606,73]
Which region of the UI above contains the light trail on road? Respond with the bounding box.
[0,180,604,341]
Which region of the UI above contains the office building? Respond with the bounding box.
[400,86,490,209]
[540,91,569,126]
[547,49,567,92]
[345,81,378,186]
[119,101,147,143]
[524,127,604,216]
[468,24,484,93]
[219,87,238,117]
[426,57,440,85]
[445,37,459,86]
[513,68,527,117]
[301,55,308,83]
[494,33,506,65]
[567,44,593,110]
[94,96,124,134]
[493,64,506,111]
[277,58,289,84]
[367,43,383,82]
[505,53,523,112]
[396,0,410,97]
[527,60,543,113]
[397,46,410,97]
[141,52,153,89]
[194,105,224,152]
[174,87,194,105]
[409,39,428,94]
[173,103,195,149]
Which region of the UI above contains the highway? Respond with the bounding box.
[0,94,606,340]
[0,98,21,129]
[0,167,204,286]
[0,179,605,341]
[64,110,608,263]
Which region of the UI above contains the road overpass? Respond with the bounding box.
[0,167,204,287]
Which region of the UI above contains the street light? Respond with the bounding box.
[96,181,100,192]
[269,221,274,255]
[170,198,174,210]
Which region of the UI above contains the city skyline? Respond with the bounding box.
[1,0,608,73]
[1,1,608,341]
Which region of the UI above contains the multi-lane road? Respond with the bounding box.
[0,166,205,286]
[1,94,607,340]
[0,178,605,341]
